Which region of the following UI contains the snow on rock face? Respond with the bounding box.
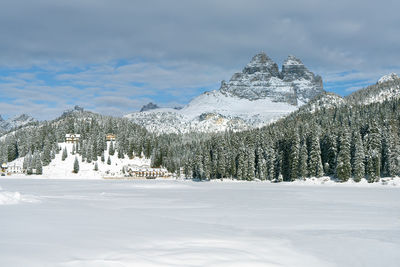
[140,102,160,112]
[220,53,324,104]
[378,73,399,84]
[0,114,36,134]
[125,52,325,134]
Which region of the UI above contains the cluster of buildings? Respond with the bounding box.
[1,163,23,176]
[124,164,172,179]
[65,133,116,143]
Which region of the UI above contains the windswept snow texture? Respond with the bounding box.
[0,189,39,205]
[0,179,400,267]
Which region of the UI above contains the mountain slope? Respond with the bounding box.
[346,73,400,106]
[125,52,325,134]
[0,114,37,134]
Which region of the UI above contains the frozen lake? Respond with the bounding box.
[0,179,400,267]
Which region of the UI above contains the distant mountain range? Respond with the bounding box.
[1,53,399,137]
[0,114,36,134]
[125,52,325,134]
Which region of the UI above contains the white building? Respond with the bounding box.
[124,164,171,179]
[8,164,23,174]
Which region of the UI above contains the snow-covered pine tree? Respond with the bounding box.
[118,146,124,159]
[256,146,267,180]
[35,154,43,175]
[298,141,308,179]
[94,162,98,171]
[266,146,276,181]
[321,133,337,176]
[23,151,32,171]
[41,139,52,166]
[62,147,68,161]
[87,145,92,163]
[352,131,365,182]
[107,156,111,165]
[336,128,351,182]
[236,146,246,180]
[73,156,79,173]
[308,131,324,177]
[203,148,211,179]
[109,141,115,156]
[289,131,300,181]
[366,120,382,182]
[246,147,256,181]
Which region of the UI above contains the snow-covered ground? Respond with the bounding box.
[8,142,152,179]
[0,179,399,266]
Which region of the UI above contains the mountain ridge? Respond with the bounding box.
[125,52,325,134]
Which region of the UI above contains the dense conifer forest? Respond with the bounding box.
[1,80,400,182]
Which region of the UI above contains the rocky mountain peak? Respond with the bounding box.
[0,113,36,134]
[242,52,280,77]
[13,114,32,122]
[220,52,324,104]
[378,73,399,84]
[283,55,304,66]
[140,102,160,112]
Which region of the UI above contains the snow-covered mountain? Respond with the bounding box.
[346,73,400,106]
[125,52,325,134]
[297,92,345,114]
[140,102,160,112]
[378,73,399,84]
[0,114,36,134]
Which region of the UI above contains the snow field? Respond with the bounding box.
[0,179,399,266]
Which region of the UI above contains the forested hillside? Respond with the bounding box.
[0,107,152,173]
[153,79,400,182]
[1,79,400,182]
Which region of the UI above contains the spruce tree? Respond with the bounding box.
[109,142,115,156]
[387,125,400,177]
[256,147,267,180]
[62,147,68,161]
[336,128,351,182]
[35,155,43,175]
[73,156,79,173]
[353,131,365,182]
[366,121,381,182]
[247,148,255,181]
[308,132,324,177]
[94,162,99,171]
[107,156,111,165]
[289,131,300,181]
[298,142,308,179]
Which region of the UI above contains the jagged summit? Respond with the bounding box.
[140,102,160,112]
[125,52,326,134]
[220,52,324,104]
[243,52,280,77]
[0,114,36,133]
[378,73,399,84]
[283,55,303,66]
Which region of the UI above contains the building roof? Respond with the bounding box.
[65,134,81,138]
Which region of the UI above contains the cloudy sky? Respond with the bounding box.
[1,0,399,120]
